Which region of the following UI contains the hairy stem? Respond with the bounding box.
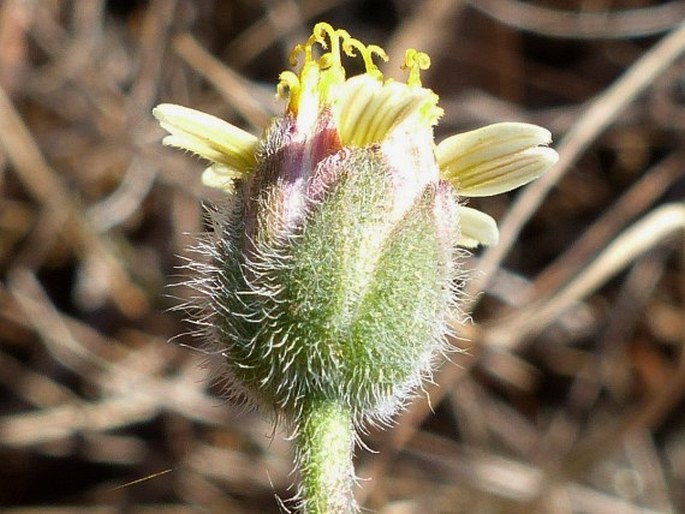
[297,400,356,514]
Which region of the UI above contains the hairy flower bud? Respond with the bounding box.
[153,23,558,426]
[215,123,458,424]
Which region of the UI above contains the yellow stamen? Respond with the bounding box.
[402,49,431,88]
[343,39,388,80]
[276,22,388,115]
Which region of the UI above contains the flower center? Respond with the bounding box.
[277,22,442,146]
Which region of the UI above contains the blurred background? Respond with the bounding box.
[1,1,684,512]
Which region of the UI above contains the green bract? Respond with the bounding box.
[210,137,457,422]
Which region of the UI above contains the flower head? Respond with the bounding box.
[153,23,558,424]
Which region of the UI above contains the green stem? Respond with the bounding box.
[296,400,356,514]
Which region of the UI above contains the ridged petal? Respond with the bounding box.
[153,104,258,176]
[436,122,558,197]
[337,75,442,147]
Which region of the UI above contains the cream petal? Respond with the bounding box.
[337,75,442,147]
[436,122,558,197]
[201,164,241,194]
[457,147,558,197]
[153,104,258,175]
[458,206,499,247]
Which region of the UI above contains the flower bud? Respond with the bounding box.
[153,23,558,425]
